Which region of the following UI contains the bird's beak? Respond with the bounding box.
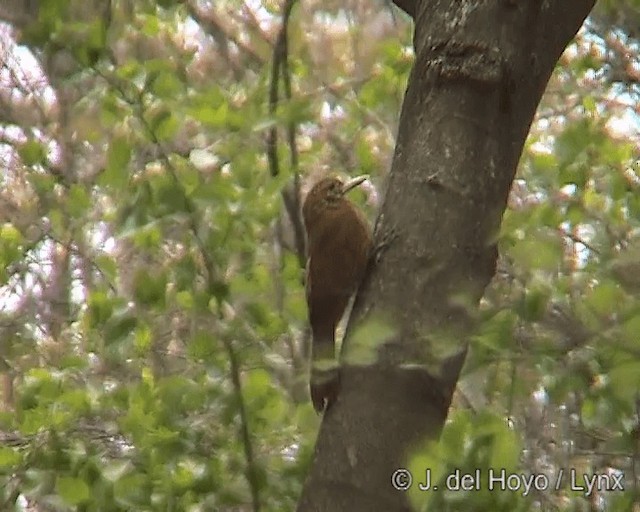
[341,175,368,195]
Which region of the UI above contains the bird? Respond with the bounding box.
[302,175,373,413]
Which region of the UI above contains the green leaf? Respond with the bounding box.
[68,184,91,217]
[0,223,24,280]
[582,95,597,113]
[609,361,640,404]
[509,232,563,272]
[149,109,179,140]
[556,120,593,166]
[474,310,516,352]
[0,447,21,468]
[128,222,163,249]
[140,14,160,37]
[176,162,201,196]
[176,291,194,310]
[488,421,520,470]
[344,318,396,366]
[148,172,188,215]
[584,280,624,318]
[104,311,138,345]
[86,290,114,327]
[0,223,23,247]
[520,286,550,322]
[102,460,133,483]
[533,202,563,228]
[48,208,66,237]
[187,330,217,363]
[133,268,167,308]
[566,202,584,224]
[28,172,56,194]
[244,369,272,399]
[191,103,229,128]
[172,458,203,489]
[18,140,47,166]
[622,314,640,344]
[135,322,152,353]
[149,71,183,99]
[70,19,107,66]
[22,0,67,46]
[95,254,118,282]
[440,410,472,462]
[102,137,131,189]
[56,476,90,505]
[529,151,557,174]
[101,90,127,125]
[59,389,90,414]
[355,136,378,175]
[113,473,148,505]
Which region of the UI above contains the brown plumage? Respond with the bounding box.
[302,175,372,413]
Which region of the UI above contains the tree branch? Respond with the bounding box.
[267,0,306,268]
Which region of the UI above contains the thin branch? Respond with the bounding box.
[558,226,601,255]
[186,1,264,71]
[267,0,306,268]
[266,33,281,178]
[279,1,306,269]
[224,335,262,512]
[280,0,298,172]
[239,2,276,47]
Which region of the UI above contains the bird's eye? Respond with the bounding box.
[325,184,337,199]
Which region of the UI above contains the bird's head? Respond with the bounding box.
[303,175,368,226]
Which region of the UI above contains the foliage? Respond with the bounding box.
[0,1,409,510]
[0,0,638,511]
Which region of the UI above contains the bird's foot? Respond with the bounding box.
[310,367,340,414]
[373,227,399,263]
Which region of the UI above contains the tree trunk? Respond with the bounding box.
[297,1,595,510]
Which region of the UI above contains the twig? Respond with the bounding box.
[267,0,306,267]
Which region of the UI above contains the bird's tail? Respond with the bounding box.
[310,329,339,413]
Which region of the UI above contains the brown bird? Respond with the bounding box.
[302,175,372,413]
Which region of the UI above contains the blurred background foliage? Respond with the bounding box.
[0,0,638,510]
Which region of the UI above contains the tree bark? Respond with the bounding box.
[297,1,595,510]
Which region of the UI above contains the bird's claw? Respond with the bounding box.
[310,369,340,414]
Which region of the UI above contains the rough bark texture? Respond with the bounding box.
[297,1,595,511]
